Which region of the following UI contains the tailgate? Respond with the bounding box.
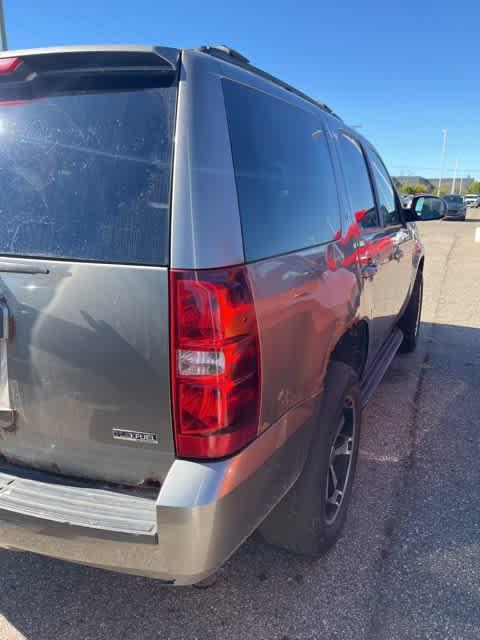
[0,47,178,484]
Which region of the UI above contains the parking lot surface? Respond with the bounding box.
[0,213,479,640]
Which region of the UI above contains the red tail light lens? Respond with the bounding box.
[170,266,261,459]
[0,58,21,74]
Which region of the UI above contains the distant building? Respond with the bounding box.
[393,176,434,192]
[428,177,474,193]
[393,176,476,194]
[394,176,433,188]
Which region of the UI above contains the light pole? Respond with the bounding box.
[452,156,459,194]
[459,174,464,195]
[437,129,448,196]
[0,0,7,51]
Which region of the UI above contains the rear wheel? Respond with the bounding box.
[259,362,361,557]
[399,271,423,353]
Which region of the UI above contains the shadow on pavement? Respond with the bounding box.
[368,320,480,638]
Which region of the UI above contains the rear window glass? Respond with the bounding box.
[0,85,176,265]
[223,80,341,261]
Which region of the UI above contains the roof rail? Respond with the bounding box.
[198,44,341,120]
[199,45,249,65]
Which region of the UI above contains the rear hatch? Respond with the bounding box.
[0,47,178,485]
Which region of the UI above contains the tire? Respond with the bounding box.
[399,270,423,353]
[259,362,361,557]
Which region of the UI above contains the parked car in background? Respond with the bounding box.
[464,194,480,208]
[0,43,445,586]
[443,194,467,220]
[402,194,414,207]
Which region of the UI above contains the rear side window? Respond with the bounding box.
[336,133,378,229]
[0,85,176,265]
[223,80,341,261]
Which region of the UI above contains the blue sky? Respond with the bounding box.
[4,0,480,179]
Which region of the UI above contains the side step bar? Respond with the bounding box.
[360,327,404,407]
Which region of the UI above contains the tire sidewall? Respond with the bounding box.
[310,365,362,549]
[258,361,362,556]
[400,270,423,352]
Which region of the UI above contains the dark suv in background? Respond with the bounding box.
[443,194,467,220]
[0,44,445,585]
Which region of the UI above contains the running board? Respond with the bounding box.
[360,328,404,408]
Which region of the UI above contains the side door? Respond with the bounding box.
[363,145,415,331]
[335,131,387,358]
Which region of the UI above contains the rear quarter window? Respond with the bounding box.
[222,80,341,261]
[0,85,177,265]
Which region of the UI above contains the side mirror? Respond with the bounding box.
[405,195,446,222]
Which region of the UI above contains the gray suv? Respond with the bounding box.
[443,194,467,220]
[0,44,444,585]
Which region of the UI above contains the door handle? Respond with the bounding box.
[0,262,49,275]
[0,298,15,430]
[0,300,11,341]
[361,263,378,280]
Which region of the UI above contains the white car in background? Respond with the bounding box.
[464,194,480,208]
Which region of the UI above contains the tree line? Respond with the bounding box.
[398,181,480,196]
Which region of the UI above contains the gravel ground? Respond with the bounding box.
[0,213,479,640]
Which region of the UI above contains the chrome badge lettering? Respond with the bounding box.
[112,429,159,444]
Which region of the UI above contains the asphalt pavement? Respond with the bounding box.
[0,212,479,640]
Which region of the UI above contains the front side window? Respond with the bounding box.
[336,133,377,229]
[365,147,400,226]
[223,80,341,261]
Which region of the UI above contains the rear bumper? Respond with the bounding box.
[0,399,316,585]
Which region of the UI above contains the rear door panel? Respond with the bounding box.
[0,258,174,485]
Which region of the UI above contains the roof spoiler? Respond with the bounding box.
[0,45,179,97]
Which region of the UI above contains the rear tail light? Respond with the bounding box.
[0,58,21,74]
[170,266,261,459]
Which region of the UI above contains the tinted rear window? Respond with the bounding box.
[0,85,176,265]
[223,80,341,261]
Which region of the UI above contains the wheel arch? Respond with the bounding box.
[330,320,369,381]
